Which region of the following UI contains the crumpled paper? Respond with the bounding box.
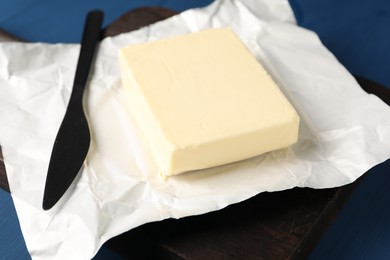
[1,0,390,259]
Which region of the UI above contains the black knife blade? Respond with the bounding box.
[42,10,104,210]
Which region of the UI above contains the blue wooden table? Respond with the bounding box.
[1,1,389,259]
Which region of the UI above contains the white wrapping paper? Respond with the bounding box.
[1,0,390,259]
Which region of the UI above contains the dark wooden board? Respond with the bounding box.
[0,29,23,42]
[0,146,10,193]
[104,184,360,260]
[1,7,389,260]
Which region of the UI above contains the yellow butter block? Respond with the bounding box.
[119,28,299,176]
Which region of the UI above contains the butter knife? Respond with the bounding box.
[42,10,103,210]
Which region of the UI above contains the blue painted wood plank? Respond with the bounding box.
[0,0,213,43]
[0,0,37,23]
[290,0,390,89]
[0,189,30,260]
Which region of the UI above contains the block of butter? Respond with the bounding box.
[119,28,300,177]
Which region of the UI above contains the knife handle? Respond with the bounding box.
[72,10,104,96]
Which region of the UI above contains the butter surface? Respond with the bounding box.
[119,28,299,176]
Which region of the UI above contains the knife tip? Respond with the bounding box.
[42,196,55,211]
